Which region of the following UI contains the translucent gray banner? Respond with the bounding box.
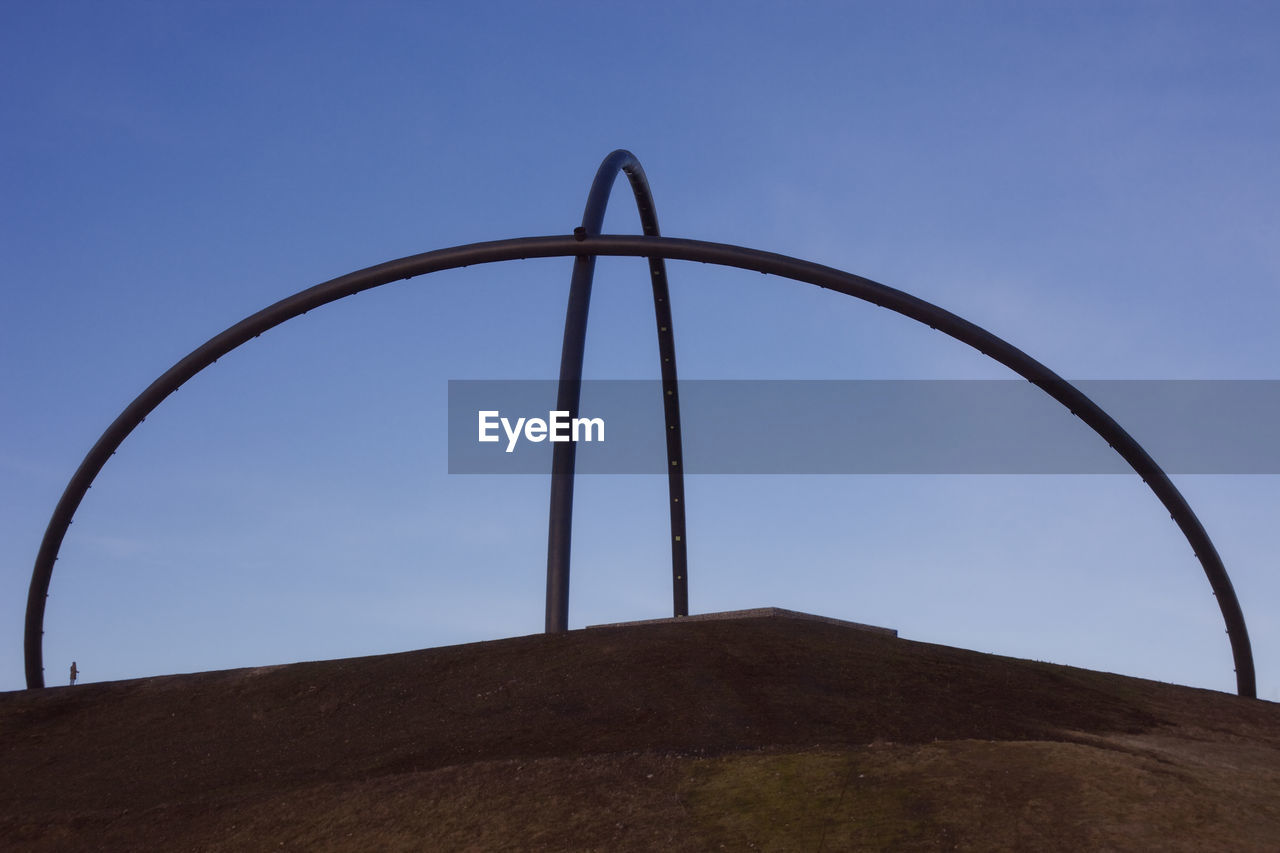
[447,380,1280,474]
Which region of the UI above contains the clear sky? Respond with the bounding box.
[2,1,1277,698]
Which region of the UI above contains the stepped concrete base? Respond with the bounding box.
[587,606,897,637]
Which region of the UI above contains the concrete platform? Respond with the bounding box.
[586,606,897,637]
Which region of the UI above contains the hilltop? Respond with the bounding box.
[3,611,1278,851]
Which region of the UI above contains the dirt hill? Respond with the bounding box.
[2,611,1278,851]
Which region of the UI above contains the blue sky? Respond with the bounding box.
[2,1,1277,698]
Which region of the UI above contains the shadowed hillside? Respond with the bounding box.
[3,612,1278,851]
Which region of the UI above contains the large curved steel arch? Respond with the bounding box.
[547,150,688,632]
[23,234,1256,697]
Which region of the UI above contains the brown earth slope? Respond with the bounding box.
[2,612,1278,851]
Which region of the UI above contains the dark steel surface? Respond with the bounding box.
[547,151,687,633]
[23,233,1256,697]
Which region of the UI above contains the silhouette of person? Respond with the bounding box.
[69,661,78,686]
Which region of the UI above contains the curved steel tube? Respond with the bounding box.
[24,233,1256,697]
[547,150,687,632]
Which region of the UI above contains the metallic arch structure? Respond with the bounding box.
[547,150,687,632]
[24,197,1257,700]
